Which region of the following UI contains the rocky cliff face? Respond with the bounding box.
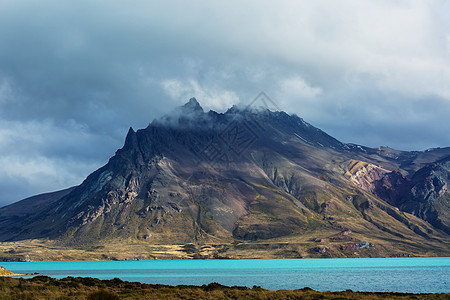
[400,158,450,233]
[346,155,450,234]
[344,160,391,193]
[0,98,449,258]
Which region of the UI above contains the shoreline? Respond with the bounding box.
[0,273,32,277]
[1,255,448,263]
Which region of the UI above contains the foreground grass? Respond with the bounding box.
[0,276,448,300]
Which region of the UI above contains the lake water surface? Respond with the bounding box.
[2,257,449,293]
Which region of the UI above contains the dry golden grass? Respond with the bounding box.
[0,233,448,262]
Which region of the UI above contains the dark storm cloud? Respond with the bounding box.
[1,0,449,206]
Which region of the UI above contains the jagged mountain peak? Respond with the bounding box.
[140,98,347,154]
[155,98,308,131]
[122,126,138,151]
[150,97,211,129]
[182,97,204,113]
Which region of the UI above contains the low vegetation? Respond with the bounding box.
[0,229,448,262]
[0,276,448,299]
[0,266,14,276]
[0,266,26,277]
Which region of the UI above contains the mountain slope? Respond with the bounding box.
[368,156,450,234]
[0,98,448,259]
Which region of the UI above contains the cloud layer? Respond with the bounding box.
[1,0,449,206]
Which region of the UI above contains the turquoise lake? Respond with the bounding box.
[2,257,449,293]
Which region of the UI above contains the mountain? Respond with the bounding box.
[0,98,449,260]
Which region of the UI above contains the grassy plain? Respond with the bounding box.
[0,232,448,262]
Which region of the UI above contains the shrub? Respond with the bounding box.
[87,289,120,300]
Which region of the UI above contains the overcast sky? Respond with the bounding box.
[1,0,449,206]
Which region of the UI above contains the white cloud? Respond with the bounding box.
[0,119,119,204]
[0,155,98,191]
[278,76,322,99]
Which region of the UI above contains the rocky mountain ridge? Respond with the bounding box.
[0,98,448,259]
